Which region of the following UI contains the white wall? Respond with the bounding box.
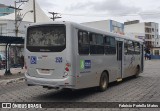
[0,19,31,37]
[6,20,30,37]
[0,20,30,58]
[125,32,145,40]
[81,20,111,32]
[124,23,145,34]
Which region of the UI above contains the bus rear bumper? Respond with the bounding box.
[25,73,75,89]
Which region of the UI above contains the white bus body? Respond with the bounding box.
[25,21,144,91]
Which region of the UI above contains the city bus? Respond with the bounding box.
[25,21,144,91]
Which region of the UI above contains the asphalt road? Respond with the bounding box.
[0,60,160,111]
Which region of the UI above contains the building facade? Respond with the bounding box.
[0,4,14,16]
[0,0,51,65]
[82,20,124,34]
[124,20,159,49]
[0,19,30,37]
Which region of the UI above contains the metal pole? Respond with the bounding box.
[5,44,7,73]
[14,1,17,64]
[33,0,36,22]
[5,44,11,75]
[7,44,11,74]
[0,25,2,36]
[15,1,18,37]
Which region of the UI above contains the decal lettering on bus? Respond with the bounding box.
[129,55,135,67]
[80,60,91,69]
[55,57,63,63]
[30,56,37,64]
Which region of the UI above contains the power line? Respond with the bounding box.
[58,12,160,17]
[49,12,62,21]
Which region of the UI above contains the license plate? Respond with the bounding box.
[41,69,50,74]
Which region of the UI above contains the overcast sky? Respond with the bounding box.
[1,0,160,23]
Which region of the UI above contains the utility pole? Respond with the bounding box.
[33,0,36,22]
[49,12,62,21]
[15,1,18,37]
[12,0,28,37]
[9,0,28,66]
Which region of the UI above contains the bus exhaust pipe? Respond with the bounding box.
[43,86,59,90]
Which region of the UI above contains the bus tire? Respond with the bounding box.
[98,72,109,92]
[134,65,140,77]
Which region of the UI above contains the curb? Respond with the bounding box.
[0,77,25,86]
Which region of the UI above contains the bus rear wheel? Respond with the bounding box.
[98,72,109,92]
[134,66,140,77]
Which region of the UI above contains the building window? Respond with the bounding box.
[154,50,159,55]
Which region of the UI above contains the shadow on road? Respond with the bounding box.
[109,75,142,88]
[35,87,98,101]
[33,75,142,102]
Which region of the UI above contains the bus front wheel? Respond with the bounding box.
[98,72,109,92]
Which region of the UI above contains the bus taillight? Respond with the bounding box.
[65,63,71,72]
[65,67,69,72]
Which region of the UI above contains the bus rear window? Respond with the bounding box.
[27,25,66,52]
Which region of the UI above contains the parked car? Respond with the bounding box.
[0,53,6,69]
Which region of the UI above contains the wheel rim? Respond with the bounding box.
[102,76,107,89]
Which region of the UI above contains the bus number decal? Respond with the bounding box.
[80,60,91,69]
[55,57,63,63]
[30,56,37,64]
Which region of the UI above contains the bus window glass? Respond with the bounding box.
[110,37,116,54]
[90,33,104,54]
[104,36,116,54]
[96,34,104,54]
[134,42,140,54]
[124,40,128,55]
[78,31,89,55]
[110,37,115,46]
[97,35,104,45]
[128,41,134,54]
[27,26,65,46]
[27,25,66,52]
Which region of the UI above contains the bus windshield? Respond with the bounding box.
[27,24,66,52]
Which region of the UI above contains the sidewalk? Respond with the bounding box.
[0,68,26,85]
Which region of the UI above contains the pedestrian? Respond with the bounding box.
[20,55,24,69]
[145,53,147,60]
[149,53,152,60]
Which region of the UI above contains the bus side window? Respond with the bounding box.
[104,36,116,55]
[128,41,134,55]
[104,36,110,54]
[78,30,89,55]
[110,37,116,54]
[124,40,128,55]
[89,33,104,54]
[96,34,104,54]
[90,33,97,54]
[134,42,140,55]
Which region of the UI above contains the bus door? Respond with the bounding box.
[117,41,123,80]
